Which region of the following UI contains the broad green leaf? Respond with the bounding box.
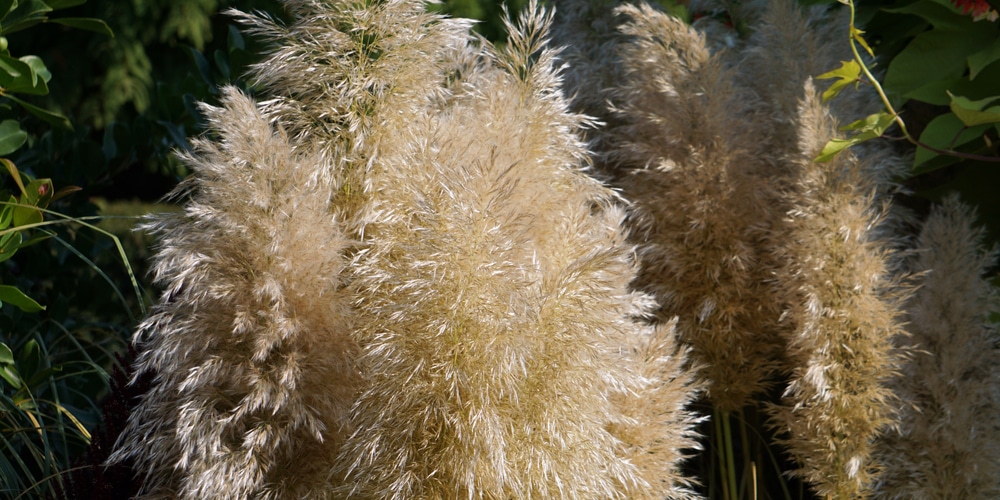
[884,28,994,104]
[48,17,114,38]
[948,91,1000,127]
[12,203,39,226]
[885,0,974,31]
[5,94,71,129]
[816,60,861,103]
[45,0,87,10]
[914,112,992,167]
[0,118,25,156]
[0,285,43,312]
[19,54,49,85]
[968,36,1000,80]
[0,54,46,95]
[1,0,50,35]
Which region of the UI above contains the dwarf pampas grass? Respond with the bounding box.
[341,5,699,497]
[874,195,1000,499]
[770,81,905,499]
[110,88,358,498]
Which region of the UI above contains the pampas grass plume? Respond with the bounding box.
[341,4,700,497]
[875,195,1000,499]
[771,80,905,499]
[556,1,787,413]
[110,87,358,498]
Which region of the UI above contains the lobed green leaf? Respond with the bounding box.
[816,60,861,103]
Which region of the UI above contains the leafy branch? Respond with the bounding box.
[816,0,1000,164]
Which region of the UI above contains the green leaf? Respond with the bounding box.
[19,55,50,85]
[0,342,12,364]
[1,0,50,35]
[227,24,245,52]
[914,112,992,167]
[968,36,1000,80]
[22,177,52,207]
[816,138,857,163]
[0,203,13,227]
[884,28,994,104]
[884,0,973,31]
[45,0,87,10]
[0,227,23,263]
[0,0,15,23]
[851,25,875,57]
[0,364,20,387]
[816,60,861,103]
[948,91,1000,127]
[48,17,114,37]
[0,118,25,156]
[5,94,70,129]
[16,338,39,380]
[0,54,47,95]
[816,112,896,162]
[0,285,43,312]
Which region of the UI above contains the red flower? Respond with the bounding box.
[952,0,992,17]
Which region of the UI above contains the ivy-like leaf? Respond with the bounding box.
[0,284,44,312]
[948,91,1000,127]
[816,60,861,103]
[816,111,896,162]
[851,25,875,58]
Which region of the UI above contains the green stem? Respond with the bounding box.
[722,411,739,500]
[845,0,912,142]
[715,408,731,500]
